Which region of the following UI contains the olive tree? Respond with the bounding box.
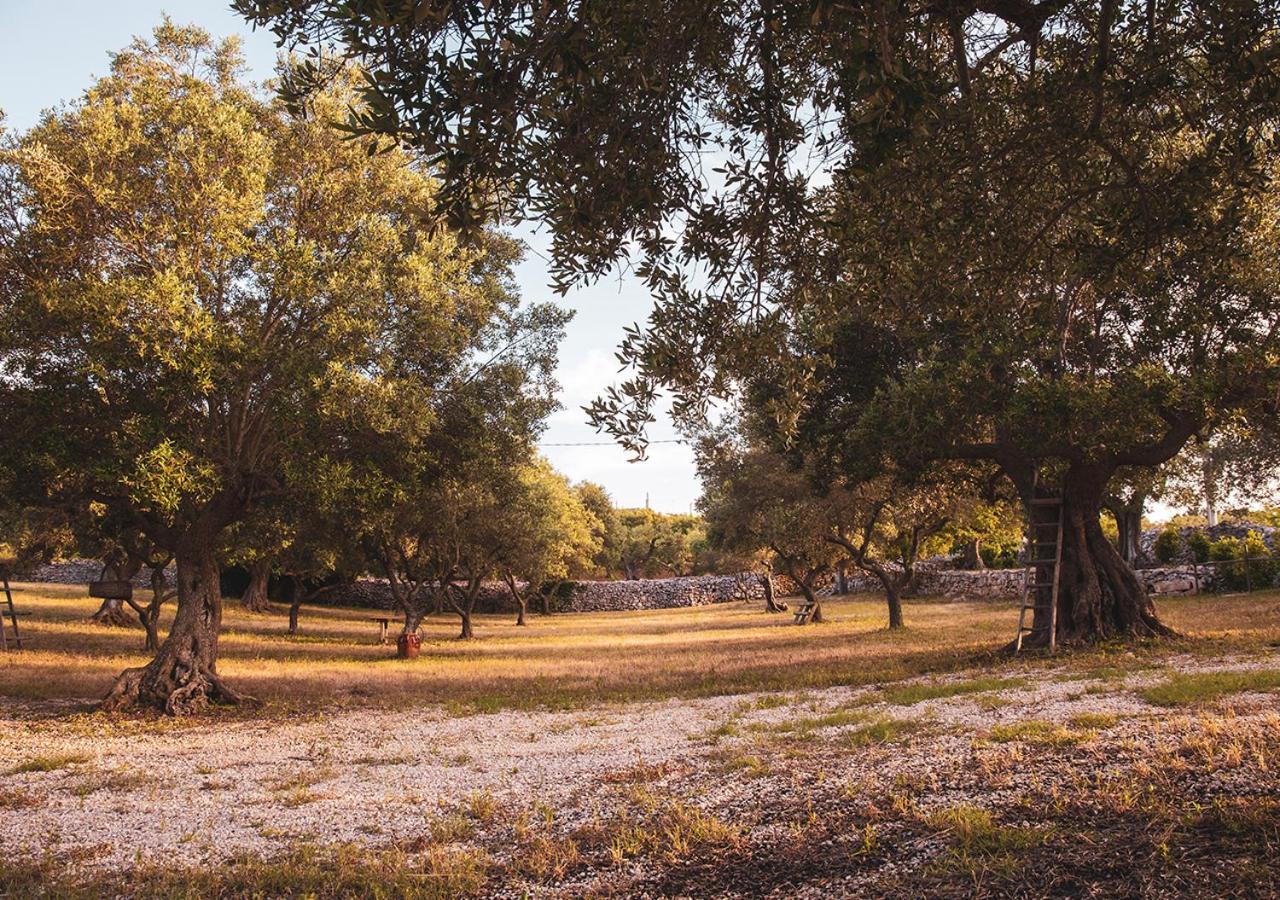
[239,2,1280,648]
[495,459,601,626]
[0,25,528,712]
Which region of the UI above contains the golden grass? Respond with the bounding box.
[4,582,1280,715]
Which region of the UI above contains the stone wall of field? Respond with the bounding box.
[826,563,1222,601]
[26,561,769,614]
[320,573,769,613]
[30,558,171,587]
[25,557,1231,612]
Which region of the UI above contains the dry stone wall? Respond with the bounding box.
[31,559,171,588]
[25,558,1231,611]
[826,562,1223,601]
[322,574,768,613]
[26,562,768,614]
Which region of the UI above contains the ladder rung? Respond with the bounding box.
[1027,558,1058,565]
[1030,497,1062,505]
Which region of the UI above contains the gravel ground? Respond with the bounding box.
[3,650,1278,894]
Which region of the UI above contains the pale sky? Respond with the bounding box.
[0,0,702,513]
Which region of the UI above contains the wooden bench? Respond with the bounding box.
[369,617,393,644]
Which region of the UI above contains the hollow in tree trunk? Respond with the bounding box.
[1019,467,1174,649]
[101,540,249,714]
[240,559,272,613]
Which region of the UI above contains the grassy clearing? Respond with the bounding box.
[1140,668,1280,707]
[6,582,1279,716]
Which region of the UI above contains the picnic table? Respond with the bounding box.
[369,617,393,644]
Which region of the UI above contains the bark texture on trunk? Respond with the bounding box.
[1020,470,1173,649]
[760,571,788,612]
[124,566,170,651]
[960,537,985,570]
[101,541,248,714]
[240,559,272,613]
[505,575,527,626]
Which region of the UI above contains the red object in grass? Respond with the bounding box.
[396,632,421,659]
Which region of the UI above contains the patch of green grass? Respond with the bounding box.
[750,694,790,710]
[988,720,1081,747]
[466,789,498,823]
[592,790,743,865]
[0,843,489,899]
[719,752,771,778]
[882,676,1026,706]
[429,813,475,844]
[927,804,1049,876]
[1140,669,1280,707]
[769,707,870,736]
[10,753,90,774]
[1069,711,1120,729]
[847,717,922,747]
[705,721,741,740]
[975,694,1015,711]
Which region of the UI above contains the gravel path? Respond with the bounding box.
[2,650,1277,883]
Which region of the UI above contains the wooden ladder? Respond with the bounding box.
[792,599,819,625]
[1,574,28,651]
[1015,496,1062,654]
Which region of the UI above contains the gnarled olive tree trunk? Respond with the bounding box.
[240,559,272,613]
[101,539,247,715]
[1018,466,1172,649]
[760,569,788,613]
[504,573,527,626]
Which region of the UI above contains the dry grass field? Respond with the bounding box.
[5,581,1280,714]
[2,584,1279,897]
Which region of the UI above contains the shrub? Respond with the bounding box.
[1153,528,1183,563]
[979,546,1020,569]
[1187,531,1212,564]
[1208,532,1275,591]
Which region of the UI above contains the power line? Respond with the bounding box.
[537,439,685,447]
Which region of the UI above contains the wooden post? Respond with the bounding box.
[1244,543,1253,593]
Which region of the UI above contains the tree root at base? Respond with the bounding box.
[100,664,257,716]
